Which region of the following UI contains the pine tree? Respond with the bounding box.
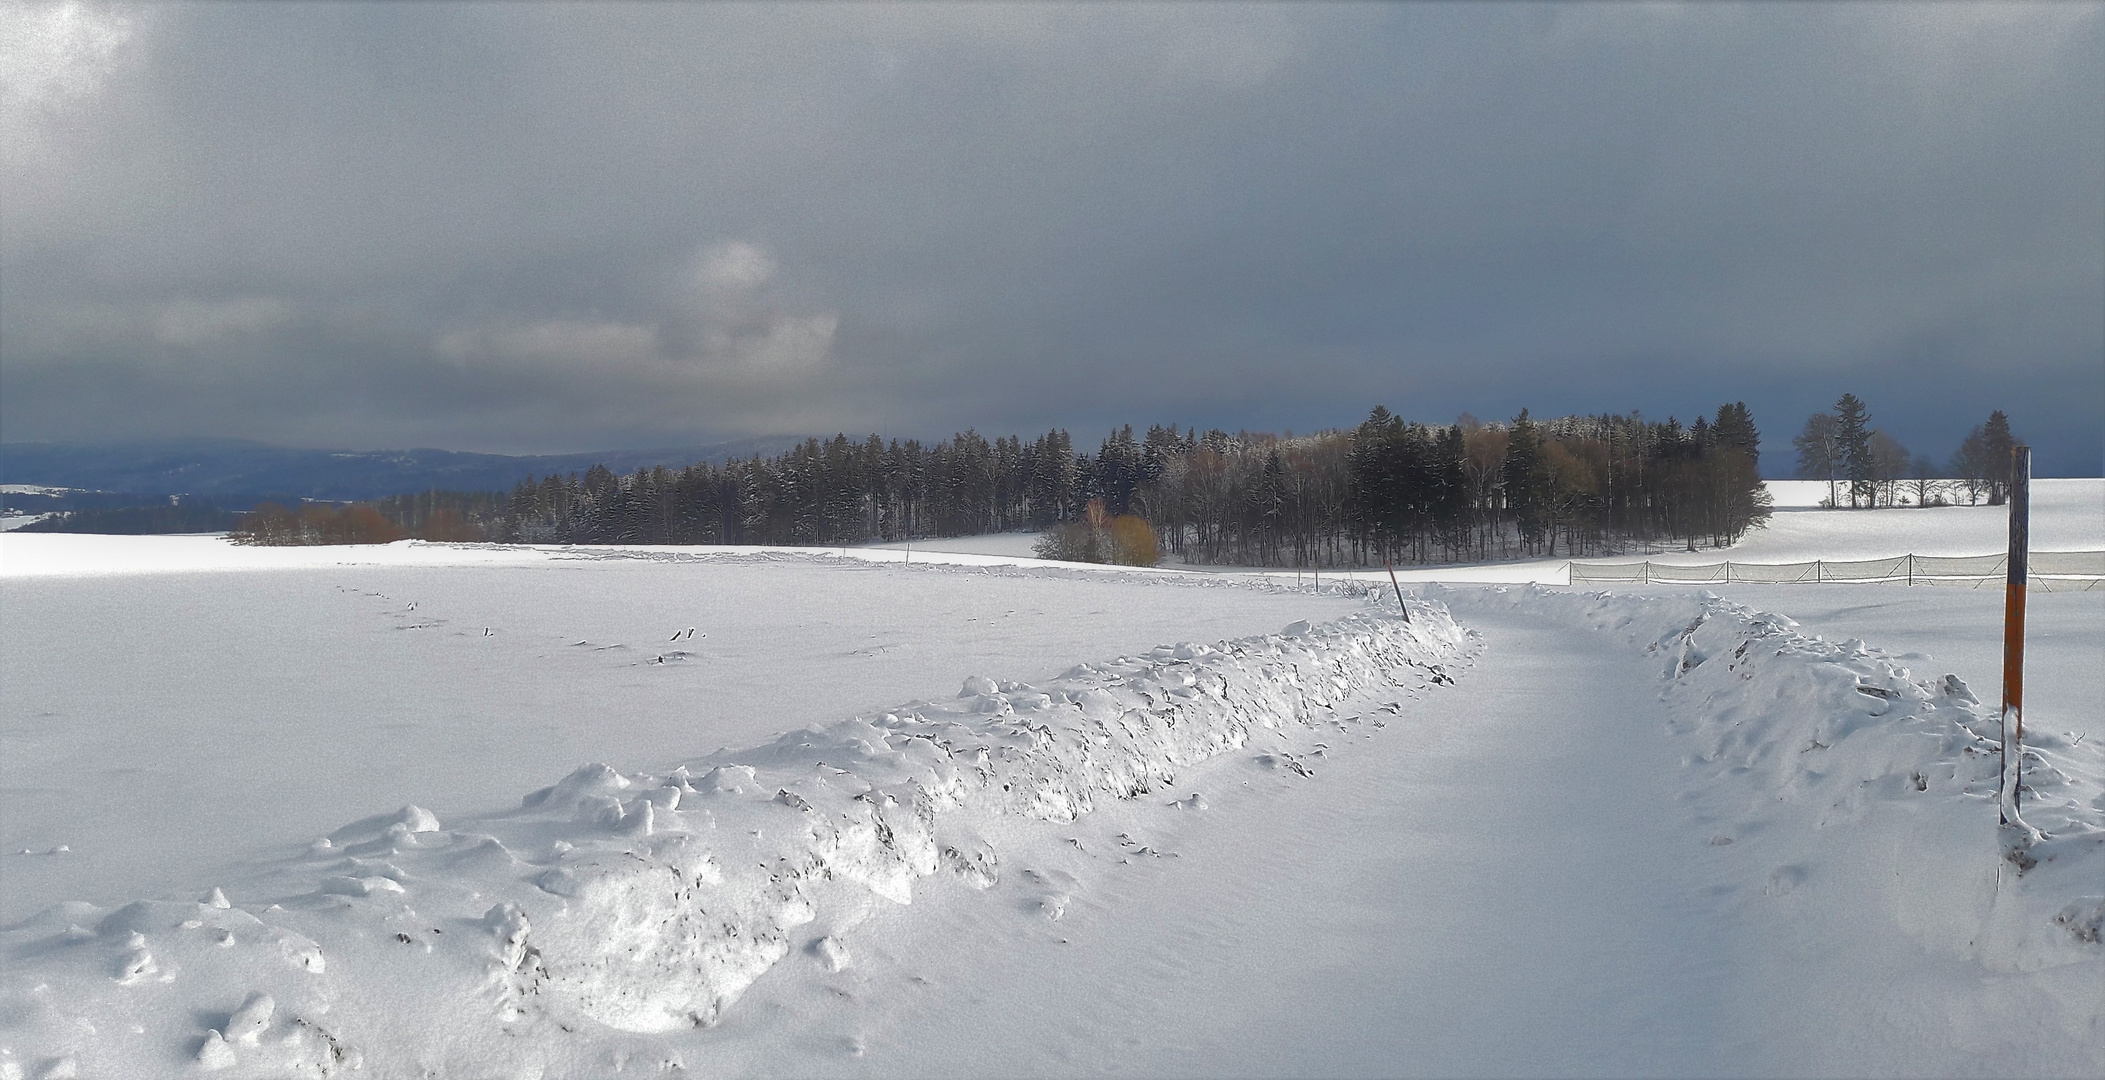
[1832,394,1873,509]
[1502,409,1547,553]
[1713,402,1760,471]
[1981,410,2018,504]
[1095,426,1141,516]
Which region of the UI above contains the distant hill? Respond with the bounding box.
[0,436,811,502]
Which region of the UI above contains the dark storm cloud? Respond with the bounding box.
[3,2,2099,471]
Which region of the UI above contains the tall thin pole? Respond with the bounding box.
[1384,559,1410,623]
[2000,445,2031,829]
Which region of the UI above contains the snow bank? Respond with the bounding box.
[0,602,1470,1073]
[1436,585,2104,972]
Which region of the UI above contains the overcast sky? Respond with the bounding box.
[3,2,2099,472]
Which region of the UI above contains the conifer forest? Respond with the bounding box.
[448,404,1771,566]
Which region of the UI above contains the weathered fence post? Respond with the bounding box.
[2000,445,2031,830]
[1384,559,1410,622]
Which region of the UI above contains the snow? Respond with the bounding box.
[1705,478,2101,562]
[1,482,2101,1077]
[858,532,1047,560]
[0,550,1364,925]
[0,568,1461,1075]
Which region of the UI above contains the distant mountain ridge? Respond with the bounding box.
[0,436,811,501]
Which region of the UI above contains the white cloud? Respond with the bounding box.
[701,311,839,378]
[694,240,777,294]
[683,240,837,380]
[437,240,837,386]
[0,0,134,125]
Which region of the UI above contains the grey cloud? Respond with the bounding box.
[1,1,2098,470]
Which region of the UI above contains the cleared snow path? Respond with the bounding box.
[784,595,1735,1077]
[730,588,2102,1078]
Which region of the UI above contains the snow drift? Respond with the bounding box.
[1436,585,2104,973]
[0,601,1470,1074]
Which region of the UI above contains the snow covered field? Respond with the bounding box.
[0,482,2100,1077]
[1706,478,2100,562]
[0,548,1363,925]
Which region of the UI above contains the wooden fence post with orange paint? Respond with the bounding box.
[1999,445,2030,832]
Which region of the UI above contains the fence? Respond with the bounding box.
[1568,551,2105,590]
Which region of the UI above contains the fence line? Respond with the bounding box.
[1567,550,2105,591]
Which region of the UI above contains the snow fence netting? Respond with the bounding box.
[1569,550,2104,588]
[0,599,1473,1073]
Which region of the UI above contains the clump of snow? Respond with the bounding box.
[0,601,1469,1070]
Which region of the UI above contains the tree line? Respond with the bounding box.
[18,500,242,535]
[240,402,1769,563]
[229,493,494,546]
[1792,395,2020,509]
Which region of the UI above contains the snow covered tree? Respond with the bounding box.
[1094,426,1142,516]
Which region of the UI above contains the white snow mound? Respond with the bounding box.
[0,601,1470,1072]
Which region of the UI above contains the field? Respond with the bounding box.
[0,481,2098,1077]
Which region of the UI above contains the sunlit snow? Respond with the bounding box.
[0,480,2098,1076]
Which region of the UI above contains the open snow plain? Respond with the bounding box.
[0,481,2100,1078]
[0,546,1363,924]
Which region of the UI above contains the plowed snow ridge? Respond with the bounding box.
[0,599,1472,1073]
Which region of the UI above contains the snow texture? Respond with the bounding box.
[0,600,1468,1072]
[1437,584,2105,979]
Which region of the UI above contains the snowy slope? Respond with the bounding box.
[1701,478,2101,562]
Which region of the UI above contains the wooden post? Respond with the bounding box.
[1384,559,1410,623]
[2000,446,2030,828]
